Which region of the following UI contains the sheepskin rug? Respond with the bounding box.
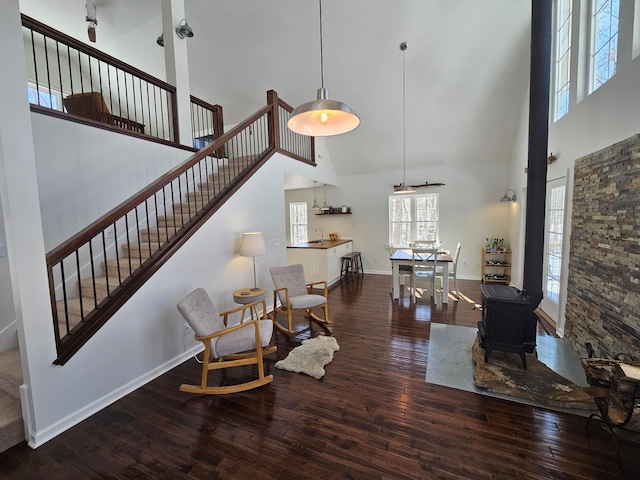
[275,335,340,379]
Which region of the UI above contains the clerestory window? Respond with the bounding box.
[590,0,620,93]
[554,0,572,120]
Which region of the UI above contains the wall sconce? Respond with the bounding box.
[239,232,266,290]
[175,18,194,39]
[500,189,516,203]
[156,34,164,47]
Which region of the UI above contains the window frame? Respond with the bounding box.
[553,0,572,121]
[388,193,439,248]
[27,80,63,111]
[589,0,620,93]
[289,202,308,245]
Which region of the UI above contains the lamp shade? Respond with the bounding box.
[239,232,266,257]
[288,88,360,137]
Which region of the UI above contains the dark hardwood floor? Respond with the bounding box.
[1,275,638,479]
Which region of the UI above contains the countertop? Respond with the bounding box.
[287,239,352,249]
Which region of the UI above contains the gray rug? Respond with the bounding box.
[426,324,597,416]
[275,335,339,379]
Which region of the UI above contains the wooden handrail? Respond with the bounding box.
[46,105,269,266]
[22,15,176,93]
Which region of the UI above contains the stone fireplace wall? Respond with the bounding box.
[565,133,640,361]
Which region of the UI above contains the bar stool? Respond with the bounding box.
[341,252,363,278]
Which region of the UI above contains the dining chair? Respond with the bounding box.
[411,247,439,303]
[437,242,461,299]
[388,244,413,284]
[412,240,434,248]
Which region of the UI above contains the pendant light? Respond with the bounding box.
[311,181,321,210]
[394,42,416,194]
[321,183,330,211]
[288,0,360,137]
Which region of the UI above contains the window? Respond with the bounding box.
[389,193,439,247]
[554,0,572,120]
[540,178,566,325]
[290,202,308,245]
[590,0,620,93]
[27,81,62,111]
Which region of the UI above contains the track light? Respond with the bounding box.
[175,18,194,39]
[156,34,164,47]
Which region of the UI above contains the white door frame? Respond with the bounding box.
[539,172,569,331]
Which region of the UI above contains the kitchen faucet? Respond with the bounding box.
[315,228,324,242]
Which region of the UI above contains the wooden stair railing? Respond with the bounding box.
[47,90,314,365]
[23,14,179,145]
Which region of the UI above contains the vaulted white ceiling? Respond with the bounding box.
[19,0,532,179]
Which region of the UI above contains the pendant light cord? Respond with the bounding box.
[319,0,324,89]
[402,42,407,185]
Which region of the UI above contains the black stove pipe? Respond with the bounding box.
[522,0,552,308]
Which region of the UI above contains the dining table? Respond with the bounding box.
[389,249,454,303]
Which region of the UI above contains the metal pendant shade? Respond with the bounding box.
[311,181,320,210]
[288,0,359,137]
[394,183,416,194]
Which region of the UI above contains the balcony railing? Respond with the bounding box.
[23,14,178,144]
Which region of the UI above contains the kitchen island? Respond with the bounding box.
[287,239,353,287]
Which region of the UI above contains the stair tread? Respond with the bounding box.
[0,390,25,453]
[0,391,22,422]
[0,349,22,397]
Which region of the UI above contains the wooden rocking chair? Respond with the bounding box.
[269,264,330,334]
[177,288,277,395]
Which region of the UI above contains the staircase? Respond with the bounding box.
[0,349,24,453]
[54,161,240,335]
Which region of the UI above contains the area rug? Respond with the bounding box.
[426,324,601,415]
[275,335,339,379]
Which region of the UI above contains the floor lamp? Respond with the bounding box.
[239,232,266,291]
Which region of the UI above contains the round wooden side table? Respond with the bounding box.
[232,287,267,321]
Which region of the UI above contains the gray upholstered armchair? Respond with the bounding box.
[177,288,277,395]
[269,264,330,334]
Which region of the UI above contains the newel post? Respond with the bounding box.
[212,104,226,158]
[267,90,280,152]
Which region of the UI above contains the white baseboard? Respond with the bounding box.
[25,345,203,449]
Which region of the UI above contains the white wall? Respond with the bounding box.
[286,160,511,281]
[31,114,191,250]
[0,197,17,345]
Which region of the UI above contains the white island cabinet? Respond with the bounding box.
[286,240,353,287]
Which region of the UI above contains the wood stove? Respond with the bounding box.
[478,284,537,369]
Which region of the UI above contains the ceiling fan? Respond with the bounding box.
[393,181,446,191]
[86,0,97,43]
